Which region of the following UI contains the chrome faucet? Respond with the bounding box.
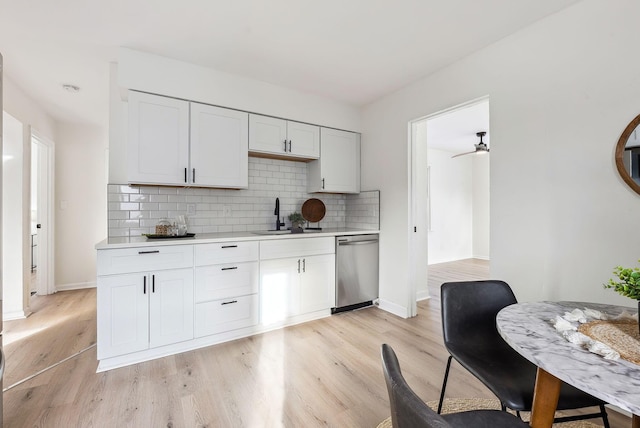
[274,198,285,230]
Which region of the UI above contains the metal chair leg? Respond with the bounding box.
[437,356,453,414]
[600,404,610,428]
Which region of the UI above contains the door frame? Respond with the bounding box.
[408,95,489,315]
[31,131,55,295]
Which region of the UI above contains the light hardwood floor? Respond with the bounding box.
[2,259,630,427]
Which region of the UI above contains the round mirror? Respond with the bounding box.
[615,114,640,196]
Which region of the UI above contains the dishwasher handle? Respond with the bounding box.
[337,239,379,246]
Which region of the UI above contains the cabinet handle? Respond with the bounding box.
[152,275,155,293]
[221,266,238,271]
[288,140,292,152]
[303,258,306,273]
[184,167,187,183]
[143,276,147,294]
[192,168,196,183]
[297,259,301,273]
[322,178,325,189]
[138,250,160,254]
[221,300,238,305]
[221,245,238,249]
[283,140,288,153]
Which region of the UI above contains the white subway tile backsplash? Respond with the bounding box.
[107,158,379,238]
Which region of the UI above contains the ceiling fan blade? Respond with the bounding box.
[451,150,476,158]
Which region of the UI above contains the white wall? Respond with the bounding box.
[2,112,30,319]
[362,0,640,316]
[427,148,473,264]
[472,154,490,259]
[55,123,107,290]
[110,48,363,184]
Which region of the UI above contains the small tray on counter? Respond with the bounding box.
[143,233,196,240]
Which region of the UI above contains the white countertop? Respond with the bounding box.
[96,228,379,250]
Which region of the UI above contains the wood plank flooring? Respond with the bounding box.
[2,259,631,427]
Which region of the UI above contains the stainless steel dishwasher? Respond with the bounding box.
[333,234,379,313]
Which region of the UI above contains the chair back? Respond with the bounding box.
[381,344,452,428]
[440,280,516,348]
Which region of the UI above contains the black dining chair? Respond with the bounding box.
[438,280,609,427]
[381,344,529,428]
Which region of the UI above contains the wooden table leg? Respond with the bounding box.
[632,414,640,428]
[530,367,561,428]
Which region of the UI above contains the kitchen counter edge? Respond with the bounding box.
[95,229,379,250]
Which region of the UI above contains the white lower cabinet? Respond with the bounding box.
[194,242,260,337]
[259,237,335,325]
[97,237,340,371]
[97,268,194,360]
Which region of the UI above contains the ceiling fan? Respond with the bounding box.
[452,131,489,158]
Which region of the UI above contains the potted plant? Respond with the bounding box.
[288,212,306,233]
[604,260,640,333]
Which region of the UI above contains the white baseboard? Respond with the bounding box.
[416,290,431,301]
[472,255,490,260]
[377,298,410,319]
[56,281,96,292]
[3,309,31,321]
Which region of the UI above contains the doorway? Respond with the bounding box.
[409,97,490,314]
[31,133,54,297]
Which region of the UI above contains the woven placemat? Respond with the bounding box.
[376,398,602,428]
[578,319,640,364]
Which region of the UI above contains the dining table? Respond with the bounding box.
[496,301,640,428]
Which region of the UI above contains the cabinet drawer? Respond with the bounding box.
[260,237,334,260]
[195,241,258,266]
[97,245,194,275]
[195,294,258,337]
[195,261,258,302]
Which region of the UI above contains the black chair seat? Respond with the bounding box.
[381,344,528,428]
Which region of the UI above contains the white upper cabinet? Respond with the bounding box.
[128,91,190,186]
[308,128,361,194]
[190,103,248,188]
[128,91,248,188]
[249,114,320,160]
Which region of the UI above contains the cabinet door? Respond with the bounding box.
[308,128,361,193]
[128,91,190,186]
[300,254,336,313]
[149,268,194,348]
[259,257,301,324]
[287,121,319,159]
[190,103,248,188]
[248,114,288,155]
[97,273,149,359]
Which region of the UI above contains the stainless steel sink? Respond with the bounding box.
[250,229,323,235]
[251,230,292,235]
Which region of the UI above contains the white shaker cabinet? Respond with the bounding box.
[308,128,361,194]
[128,91,248,188]
[249,114,320,160]
[97,245,194,360]
[190,103,248,188]
[97,268,194,359]
[128,91,190,186]
[259,237,335,325]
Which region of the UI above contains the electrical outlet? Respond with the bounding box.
[223,206,232,217]
[187,204,196,215]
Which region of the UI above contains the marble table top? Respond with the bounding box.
[496,301,640,416]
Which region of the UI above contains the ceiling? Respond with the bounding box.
[427,100,490,154]
[0,0,581,129]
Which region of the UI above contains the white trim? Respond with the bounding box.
[377,298,410,319]
[56,281,96,292]
[3,308,32,321]
[416,290,431,301]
